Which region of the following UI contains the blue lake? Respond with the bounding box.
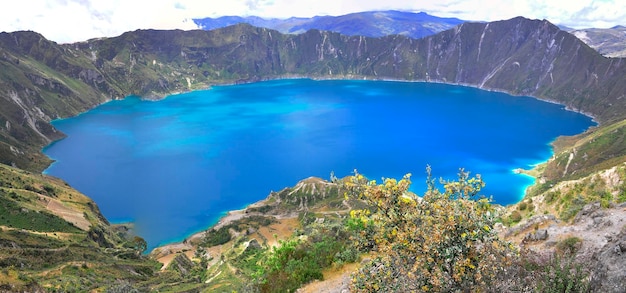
[43,79,595,250]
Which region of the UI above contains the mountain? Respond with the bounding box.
[2,17,626,173]
[3,16,626,290]
[193,10,465,39]
[568,26,626,57]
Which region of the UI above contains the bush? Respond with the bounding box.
[334,246,359,264]
[343,168,516,292]
[537,256,590,293]
[201,227,231,247]
[493,249,591,292]
[509,211,522,223]
[256,238,324,293]
[254,222,357,292]
[560,195,587,221]
[556,237,582,256]
[518,202,528,211]
[546,191,560,204]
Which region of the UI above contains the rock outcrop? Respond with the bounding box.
[589,226,626,292]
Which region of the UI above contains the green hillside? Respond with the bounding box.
[1,16,626,291]
[0,164,162,291]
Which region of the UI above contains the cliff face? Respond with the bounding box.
[0,31,117,170]
[1,17,626,171]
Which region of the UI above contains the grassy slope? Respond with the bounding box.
[0,164,162,291]
[148,177,355,292]
[545,119,626,181]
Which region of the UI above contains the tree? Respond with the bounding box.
[344,167,516,292]
[132,236,147,254]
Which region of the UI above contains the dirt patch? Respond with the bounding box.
[253,217,299,247]
[152,242,194,268]
[297,262,358,293]
[45,198,90,230]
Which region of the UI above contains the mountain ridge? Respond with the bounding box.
[3,17,626,172]
[193,10,465,39]
[568,26,626,57]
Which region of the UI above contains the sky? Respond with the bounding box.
[1,0,625,43]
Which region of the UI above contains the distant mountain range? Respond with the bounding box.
[193,10,465,39]
[568,26,626,57]
[195,11,626,59]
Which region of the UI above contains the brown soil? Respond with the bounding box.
[298,262,358,293]
[252,217,299,247]
[45,197,90,230]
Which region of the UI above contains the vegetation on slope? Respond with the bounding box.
[0,161,614,291]
[342,169,514,292]
[544,119,626,182]
[1,15,626,291]
[512,161,626,224]
[0,164,161,291]
[146,171,612,292]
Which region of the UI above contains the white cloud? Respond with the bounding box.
[1,0,625,43]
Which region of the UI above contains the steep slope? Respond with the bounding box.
[193,11,465,39]
[2,17,626,173]
[0,31,124,171]
[545,119,626,181]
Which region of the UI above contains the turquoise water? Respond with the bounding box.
[43,79,595,250]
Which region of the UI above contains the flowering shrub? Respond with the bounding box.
[344,167,516,292]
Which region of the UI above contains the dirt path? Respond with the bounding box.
[297,262,358,293]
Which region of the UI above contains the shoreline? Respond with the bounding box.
[40,74,600,169]
[39,75,601,256]
[148,196,271,260]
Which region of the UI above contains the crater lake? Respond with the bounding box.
[43,79,595,250]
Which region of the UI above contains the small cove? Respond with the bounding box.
[43,79,595,250]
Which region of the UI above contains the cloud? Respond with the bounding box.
[0,0,625,43]
[568,1,626,28]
